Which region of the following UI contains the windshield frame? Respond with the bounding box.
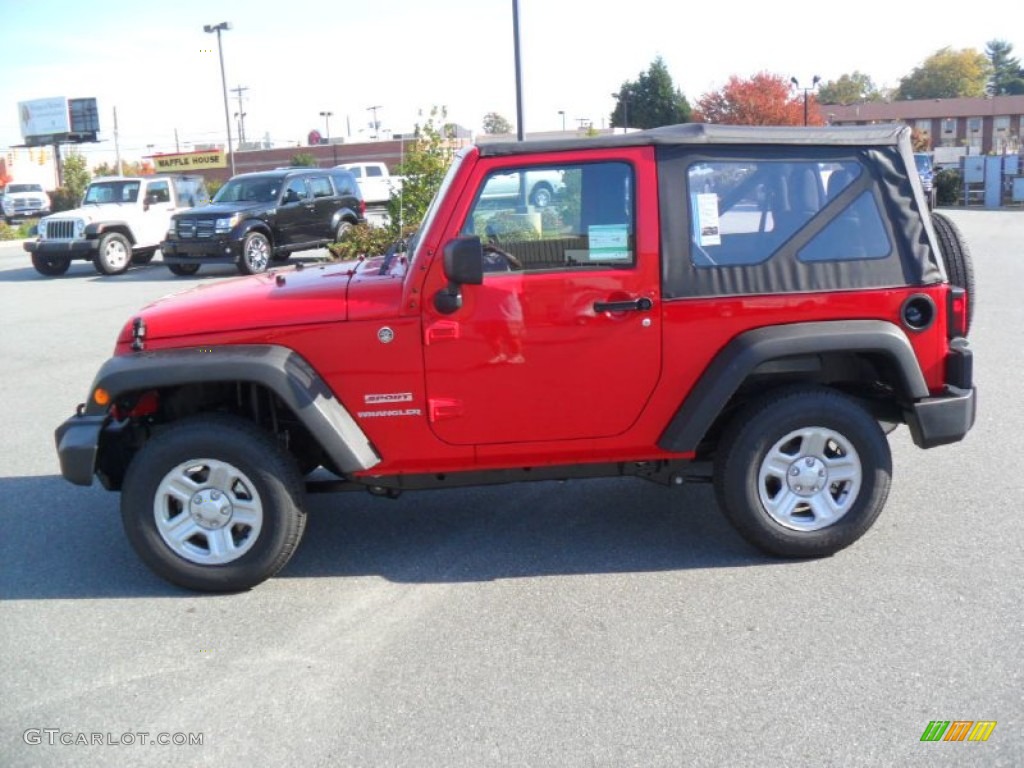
[83,181,141,205]
[406,150,467,273]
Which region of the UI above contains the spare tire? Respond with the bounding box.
[930,211,975,334]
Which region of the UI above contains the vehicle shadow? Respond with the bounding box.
[0,474,775,601]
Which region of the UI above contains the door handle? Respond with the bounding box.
[593,297,653,313]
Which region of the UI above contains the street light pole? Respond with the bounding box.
[558,110,565,131]
[790,75,820,126]
[319,111,333,143]
[204,22,235,175]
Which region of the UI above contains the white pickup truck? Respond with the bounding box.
[335,162,402,204]
[25,175,208,276]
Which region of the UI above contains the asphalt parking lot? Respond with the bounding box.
[1,212,1021,767]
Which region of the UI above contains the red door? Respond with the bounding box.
[422,151,661,446]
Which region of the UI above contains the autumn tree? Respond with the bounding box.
[896,47,991,100]
[986,39,1024,95]
[694,72,822,126]
[817,71,881,105]
[482,112,512,134]
[611,56,692,130]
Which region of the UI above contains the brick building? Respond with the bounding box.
[823,94,1024,154]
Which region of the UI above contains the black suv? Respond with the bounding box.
[161,167,365,276]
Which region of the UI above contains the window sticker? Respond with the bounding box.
[588,224,631,261]
[694,193,721,246]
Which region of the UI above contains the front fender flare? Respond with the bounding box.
[84,345,379,474]
[657,320,928,453]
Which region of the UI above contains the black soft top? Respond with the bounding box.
[478,124,907,157]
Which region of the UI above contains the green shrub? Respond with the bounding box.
[934,168,961,206]
[326,223,397,261]
[50,187,81,212]
[0,219,37,240]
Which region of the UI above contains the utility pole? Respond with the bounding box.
[513,0,524,141]
[367,105,382,139]
[113,106,122,175]
[230,85,249,144]
[174,127,180,153]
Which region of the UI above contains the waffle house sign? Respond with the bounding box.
[152,149,226,172]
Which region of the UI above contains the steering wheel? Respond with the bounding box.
[483,242,522,271]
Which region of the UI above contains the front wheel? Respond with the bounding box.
[238,232,271,275]
[530,183,553,208]
[121,415,307,591]
[31,253,71,276]
[714,388,891,558]
[94,232,133,275]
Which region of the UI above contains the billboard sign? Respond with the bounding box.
[151,149,227,172]
[18,97,70,139]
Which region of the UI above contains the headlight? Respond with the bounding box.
[214,214,240,233]
[74,219,86,237]
[37,221,46,238]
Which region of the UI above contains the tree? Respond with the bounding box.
[482,112,512,134]
[817,71,881,105]
[290,152,318,167]
[611,56,692,130]
[896,47,991,100]
[986,39,1024,95]
[694,72,823,126]
[62,152,90,200]
[386,106,455,237]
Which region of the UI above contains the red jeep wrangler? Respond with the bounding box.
[56,124,976,591]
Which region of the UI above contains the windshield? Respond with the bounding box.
[213,177,280,203]
[407,150,465,270]
[83,181,140,204]
[8,184,43,193]
[914,154,932,175]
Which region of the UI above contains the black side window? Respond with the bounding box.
[282,178,308,203]
[310,176,333,198]
[367,166,383,178]
[461,161,634,273]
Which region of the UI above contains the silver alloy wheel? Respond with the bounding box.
[102,238,129,270]
[757,427,862,531]
[531,185,552,207]
[244,235,270,272]
[153,458,264,565]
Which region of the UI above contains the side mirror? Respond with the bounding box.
[434,236,484,314]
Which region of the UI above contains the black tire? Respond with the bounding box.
[931,211,975,333]
[94,232,133,275]
[334,220,353,243]
[238,232,272,275]
[31,253,71,276]
[713,387,891,558]
[529,183,553,208]
[120,415,307,592]
[167,262,201,276]
[132,248,156,265]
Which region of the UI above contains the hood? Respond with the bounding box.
[122,263,356,345]
[175,201,270,218]
[44,202,134,223]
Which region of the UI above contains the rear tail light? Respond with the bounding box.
[947,286,968,338]
[359,200,367,218]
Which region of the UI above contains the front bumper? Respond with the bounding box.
[161,236,241,264]
[55,413,106,486]
[24,239,95,257]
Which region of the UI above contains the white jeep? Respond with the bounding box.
[25,175,208,276]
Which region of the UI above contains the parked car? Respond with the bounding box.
[2,182,51,222]
[24,175,207,276]
[335,161,402,204]
[161,167,365,276]
[55,123,975,591]
[479,168,564,207]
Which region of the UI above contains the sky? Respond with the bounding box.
[1,0,1021,168]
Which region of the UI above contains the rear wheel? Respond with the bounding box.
[238,232,271,275]
[530,183,554,208]
[714,387,891,558]
[931,211,975,333]
[31,253,71,276]
[94,232,132,275]
[121,415,307,592]
[167,262,201,276]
